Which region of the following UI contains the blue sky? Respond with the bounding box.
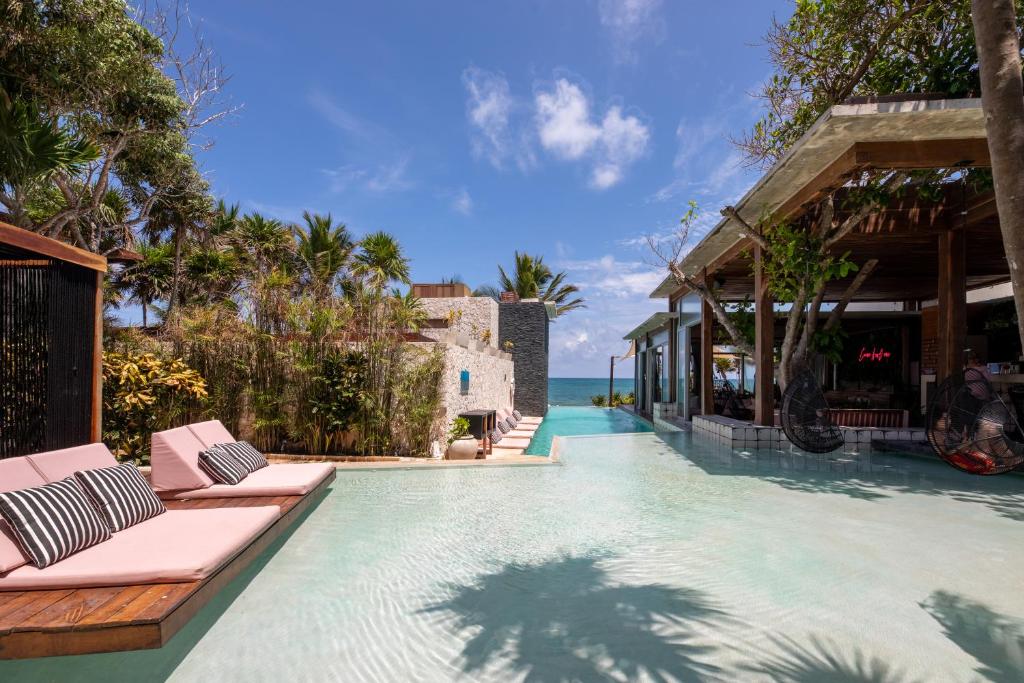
[193,0,790,377]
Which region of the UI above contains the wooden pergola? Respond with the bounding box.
[653,97,1006,426]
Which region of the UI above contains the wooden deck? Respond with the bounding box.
[0,470,335,660]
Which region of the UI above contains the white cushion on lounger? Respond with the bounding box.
[0,506,280,591]
[0,458,45,573]
[151,427,215,492]
[26,443,118,482]
[160,463,335,500]
[187,420,236,448]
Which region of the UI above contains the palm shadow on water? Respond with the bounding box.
[921,590,1024,683]
[420,554,731,682]
[740,634,923,683]
[652,433,1024,523]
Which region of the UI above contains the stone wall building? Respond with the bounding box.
[499,299,554,418]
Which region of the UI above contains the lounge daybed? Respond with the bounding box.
[151,420,335,500]
[0,444,278,591]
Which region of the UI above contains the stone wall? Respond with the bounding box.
[430,340,514,433]
[420,296,499,347]
[499,301,549,417]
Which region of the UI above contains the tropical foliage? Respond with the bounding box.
[498,252,585,316]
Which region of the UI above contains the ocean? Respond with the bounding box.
[548,377,636,406]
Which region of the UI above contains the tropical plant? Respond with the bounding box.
[498,252,584,316]
[353,231,411,289]
[591,394,607,407]
[113,242,174,327]
[305,350,367,454]
[295,211,353,296]
[102,351,208,463]
[447,417,471,445]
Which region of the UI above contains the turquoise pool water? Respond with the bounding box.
[523,406,652,454]
[4,433,1024,681]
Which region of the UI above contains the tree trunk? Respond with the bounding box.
[168,225,184,322]
[142,299,148,328]
[972,0,1024,349]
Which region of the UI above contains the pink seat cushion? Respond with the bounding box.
[162,463,334,500]
[0,507,280,591]
[0,459,46,573]
[25,443,118,482]
[187,420,236,448]
[151,427,215,492]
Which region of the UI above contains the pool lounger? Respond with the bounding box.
[151,421,335,500]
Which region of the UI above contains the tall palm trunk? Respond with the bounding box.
[972,0,1024,348]
[167,225,184,323]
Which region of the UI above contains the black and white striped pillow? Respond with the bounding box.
[199,447,249,485]
[512,409,523,421]
[496,419,511,434]
[75,464,166,532]
[506,415,519,429]
[0,478,111,568]
[212,441,268,473]
[489,428,503,445]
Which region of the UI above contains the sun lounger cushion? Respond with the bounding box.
[160,463,335,500]
[496,419,511,434]
[214,441,269,473]
[0,478,112,569]
[151,427,215,492]
[0,459,47,573]
[0,506,280,590]
[25,443,118,483]
[199,447,249,485]
[512,409,523,421]
[187,420,236,448]
[75,464,166,532]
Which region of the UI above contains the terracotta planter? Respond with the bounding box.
[446,436,479,460]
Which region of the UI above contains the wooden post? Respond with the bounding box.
[90,269,104,442]
[937,230,966,381]
[754,245,775,426]
[700,296,714,416]
[608,355,615,407]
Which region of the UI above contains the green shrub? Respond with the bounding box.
[447,417,470,445]
[591,394,607,407]
[103,352,208,463]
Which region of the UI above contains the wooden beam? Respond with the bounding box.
[700,294,714,416]
[852,139,991,169]
[0,222,106,272]
[91,270,104,442]
[937,230,967,381]
[753,246,775,426]
[776,145,863,221]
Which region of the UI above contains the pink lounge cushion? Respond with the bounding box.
[151,427,215,492]
[26,443,118,483]
[187,420,236,448]
[0,459,46,573]
[0,506,280,591]
[162,463,334,500]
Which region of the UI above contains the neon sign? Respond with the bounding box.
[858,346,892,363]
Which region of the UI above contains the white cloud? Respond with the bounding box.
[462,67,535,171]
[598,0,664,64]
[308,89,388,143]
[451,187,473,215]
[534,79,649,190]
[650,117,755,204]
[323,157,413,194]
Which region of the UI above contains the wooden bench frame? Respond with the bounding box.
[0,470,335,660]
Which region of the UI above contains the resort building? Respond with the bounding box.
[625,97,1020,448]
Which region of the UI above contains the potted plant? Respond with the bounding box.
[445,417,477,460]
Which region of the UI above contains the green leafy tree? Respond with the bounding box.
[498,251,585,316]
[295,211,354,297]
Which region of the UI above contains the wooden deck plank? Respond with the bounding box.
[0,469,335,659]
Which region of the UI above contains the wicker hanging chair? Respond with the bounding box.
[780,367,844,453]
[926,369,1024,475]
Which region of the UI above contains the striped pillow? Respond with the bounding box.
[496,419,511,434]
[199,447,249,485]
[512,409,523,421]
[0,478,111,568]
[489,428,503,445]
[506,415,519,429]
[75,464,166,532]
[213,441,268,473]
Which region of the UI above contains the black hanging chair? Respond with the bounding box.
[780,367,844,453]
[926,369,1024,475]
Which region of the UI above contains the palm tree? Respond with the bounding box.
[352,231,411,290]
[498,251,585,316]
[114,242,174,327]
[391,288,427,332]
[295,211,353,296]
[232,212,295,274]
[183,247,241,306]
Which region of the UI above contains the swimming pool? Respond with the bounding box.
[523,405,652,454]
[4,432,1024,680]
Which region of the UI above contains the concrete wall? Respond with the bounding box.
[420,296,499,347]
[499,301,549,416]
[434,341,514,431]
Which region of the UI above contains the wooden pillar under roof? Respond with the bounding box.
[937,230,967,381]
[700,282,714,416]
[754,245,775,426]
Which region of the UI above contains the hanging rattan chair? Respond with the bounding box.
[926,369,1024,475]
[780,367,844,453]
